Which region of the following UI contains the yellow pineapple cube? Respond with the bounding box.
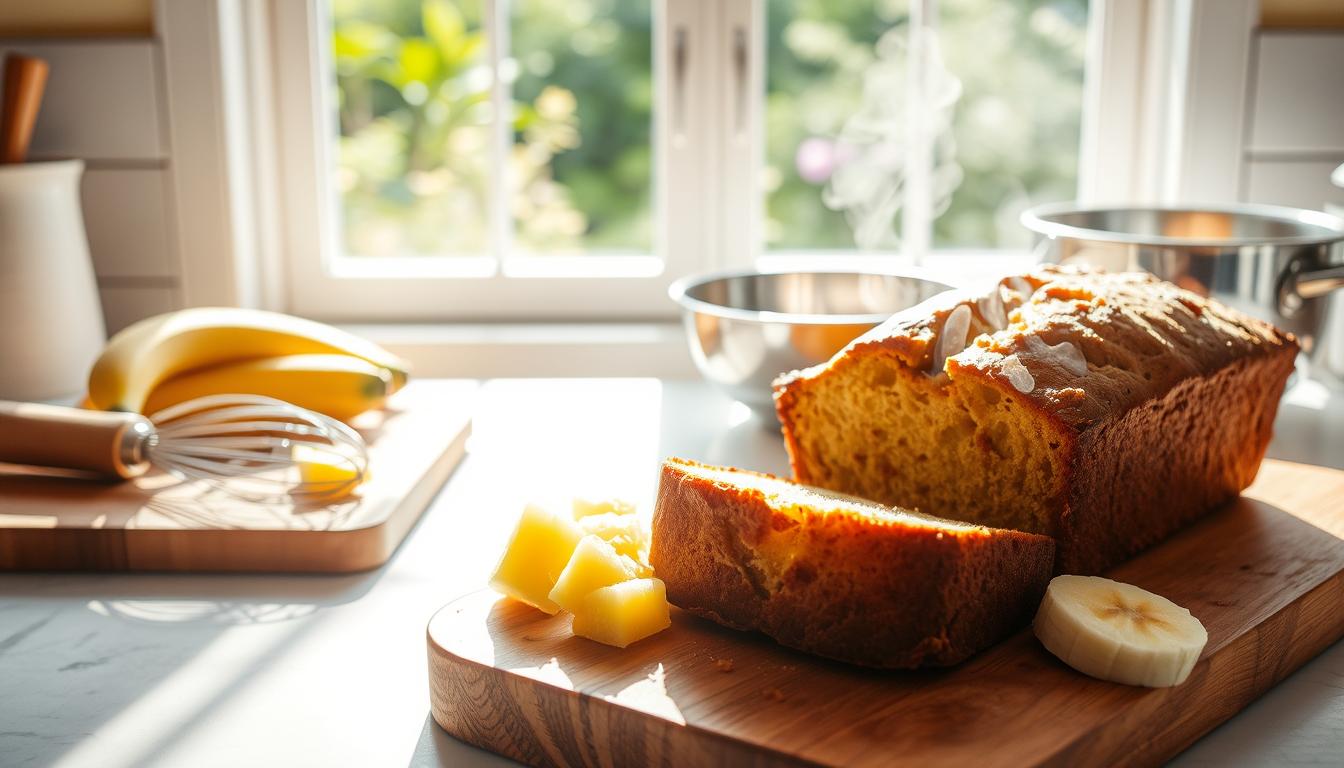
[571,496,636,519]
[489,504,583,614]
[547,535,639,614]
[571,578,672,648]
[577,512,650,567]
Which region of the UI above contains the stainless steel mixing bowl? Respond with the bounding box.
[670,270,952,421]
[1022,203,1344,378]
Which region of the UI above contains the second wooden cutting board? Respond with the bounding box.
[0,380,476,572]
[427,459,1344,767]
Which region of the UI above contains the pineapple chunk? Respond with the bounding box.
[489,504,583,614]
[571,578,672,648]
[572,497,636,519]
[577,512,650,566]
[547,535,639,614]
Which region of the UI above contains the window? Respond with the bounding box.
[272,0,1090,320]
[329,0,655,262]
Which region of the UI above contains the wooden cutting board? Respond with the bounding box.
[427,458,1344,767]
[0,380,475,573]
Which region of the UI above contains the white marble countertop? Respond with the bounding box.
[2,376,1342,768]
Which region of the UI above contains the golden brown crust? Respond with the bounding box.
[1058,351,1295,572]
[780,266,1294,429]
[774,267,1299,574]
[648,458,1056,668]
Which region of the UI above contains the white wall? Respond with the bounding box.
[0,39,180,334]
[1241,31,1344,210]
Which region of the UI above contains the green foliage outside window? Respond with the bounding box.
[330,0,1087,258]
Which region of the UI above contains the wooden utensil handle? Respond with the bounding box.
[1,54,49,164]
[0,401,151,478]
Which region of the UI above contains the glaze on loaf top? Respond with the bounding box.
[778,265,1298,431]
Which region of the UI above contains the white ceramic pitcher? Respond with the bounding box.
[0,159,106,400]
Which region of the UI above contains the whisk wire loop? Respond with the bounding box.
[144,394,370,502]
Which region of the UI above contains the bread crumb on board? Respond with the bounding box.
[762,687,786,702]
[714,658,735,673]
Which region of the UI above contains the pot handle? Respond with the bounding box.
[1279,259,1344,318]
[1292,264,1344,301]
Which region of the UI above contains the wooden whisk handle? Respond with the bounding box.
[1,54,49,164]
[0,401,152,479]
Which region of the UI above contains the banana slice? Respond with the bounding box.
[1033,575,1208,688]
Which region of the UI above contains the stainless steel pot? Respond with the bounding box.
[1021,203,1344,379]
[670,270,952,421]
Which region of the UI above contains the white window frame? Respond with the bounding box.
[267,0,756,321]
[1077,0,1257,206]
[157,0,1258,321]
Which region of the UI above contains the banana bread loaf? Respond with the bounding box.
[648,457,1056,668]
[774,266,1298,574]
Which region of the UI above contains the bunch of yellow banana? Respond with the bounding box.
[87,307,411,422]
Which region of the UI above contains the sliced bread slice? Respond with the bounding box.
[649,457,1056,668]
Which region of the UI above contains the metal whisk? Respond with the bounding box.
[0,395,369,501]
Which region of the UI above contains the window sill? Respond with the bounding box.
[341,251,1037,378]
[342,322,696,379]
[758,249,1037,288]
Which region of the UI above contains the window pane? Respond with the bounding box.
[936,0,1087,248]
[509,0,654,255]
[764,0,898,251]
[330,0,654,260]
[763,0,1087,252]
[331,0,493,258]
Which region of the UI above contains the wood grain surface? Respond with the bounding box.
[0,381,476,572]
[427,459,1344,767]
